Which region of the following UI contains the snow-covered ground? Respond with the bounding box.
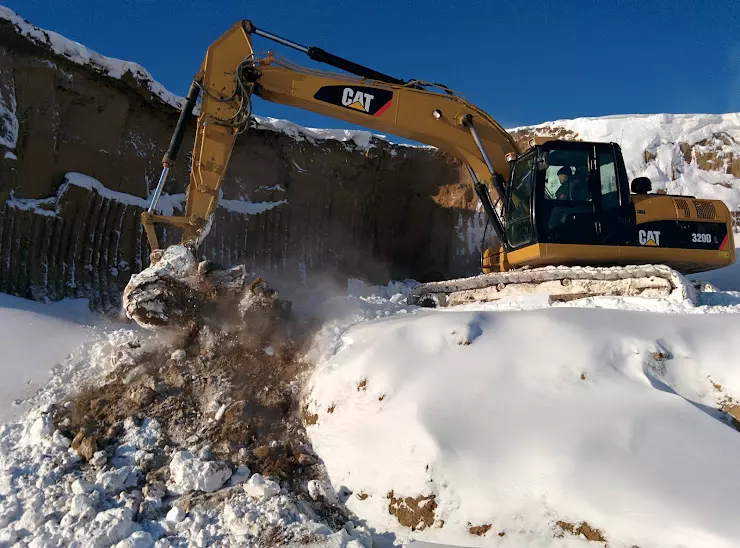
[0,294,112,423]
[300,260,740,548]
[3,254,740,547]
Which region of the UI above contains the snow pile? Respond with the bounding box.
[0,407,372,547]
[304,291,740,547]
[515,113,740,210]
[0,296,376,547]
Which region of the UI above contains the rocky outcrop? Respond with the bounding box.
[0,12,484,311]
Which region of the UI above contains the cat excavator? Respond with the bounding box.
[123,20,735,328]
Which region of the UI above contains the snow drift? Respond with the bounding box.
[304,289,740,547]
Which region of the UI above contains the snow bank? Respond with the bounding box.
[0,294,108,422]
[306,297,740,547]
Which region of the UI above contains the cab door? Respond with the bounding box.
[592,143,636,245]
[536,147,600,245]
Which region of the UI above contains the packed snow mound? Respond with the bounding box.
[513,113,740,210]
[305,302,740,547]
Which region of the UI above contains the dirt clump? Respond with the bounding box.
[708,378,740,432]
[387,490,437,531]
[70,431,98,462]
[468,523,492,536]
[556,520,606,542]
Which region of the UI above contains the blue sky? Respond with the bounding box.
[9,0,740,133]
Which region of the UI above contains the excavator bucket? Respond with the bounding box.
[123,245,290,331]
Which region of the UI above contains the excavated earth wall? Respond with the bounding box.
[0,20,486,312]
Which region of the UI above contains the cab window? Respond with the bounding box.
[505,154,535,248]
[598,150,619,209]
[542,150,591,202]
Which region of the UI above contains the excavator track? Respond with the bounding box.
[408,264,697,307]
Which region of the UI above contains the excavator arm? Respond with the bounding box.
[141,20,519,254]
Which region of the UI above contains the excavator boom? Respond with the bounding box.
[141,20,518,253]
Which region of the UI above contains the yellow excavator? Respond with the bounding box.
[123,20,735,327]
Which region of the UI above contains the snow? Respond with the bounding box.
[0,293,106,422]
[6,191,58,217]
[255,117,382,150]
[242,474,281,501]
[62,172,184,217]
[168,451,232,494]
[218,196,288,215]
[0,62,18,150]
[690,256,740,291]
[11,171,289,220]
[304,281,740,547]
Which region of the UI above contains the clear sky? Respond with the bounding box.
[8,0,740,133]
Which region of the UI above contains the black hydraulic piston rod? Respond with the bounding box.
[242,20,407,86]
[147,81,201,213]
[466,165,509,252]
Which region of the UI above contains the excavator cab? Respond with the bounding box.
[504,141,633,251]
[496,140,735,274]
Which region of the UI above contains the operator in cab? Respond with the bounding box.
[555,166,589,201]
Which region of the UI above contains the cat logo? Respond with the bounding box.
[342,88,374,112]
[638,229,660,246]
[313,85,393,116]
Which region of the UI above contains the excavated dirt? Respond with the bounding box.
[468,523,492,536]
[386,490,438,531]
[55,312,322,488]
[709,378,740,432]
[555,520,607,542]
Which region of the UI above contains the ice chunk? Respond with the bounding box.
[168,451,232,493]
[166,505,186,523]
[243,473,280,500]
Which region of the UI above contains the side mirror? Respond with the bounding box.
[630,177,652,194]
